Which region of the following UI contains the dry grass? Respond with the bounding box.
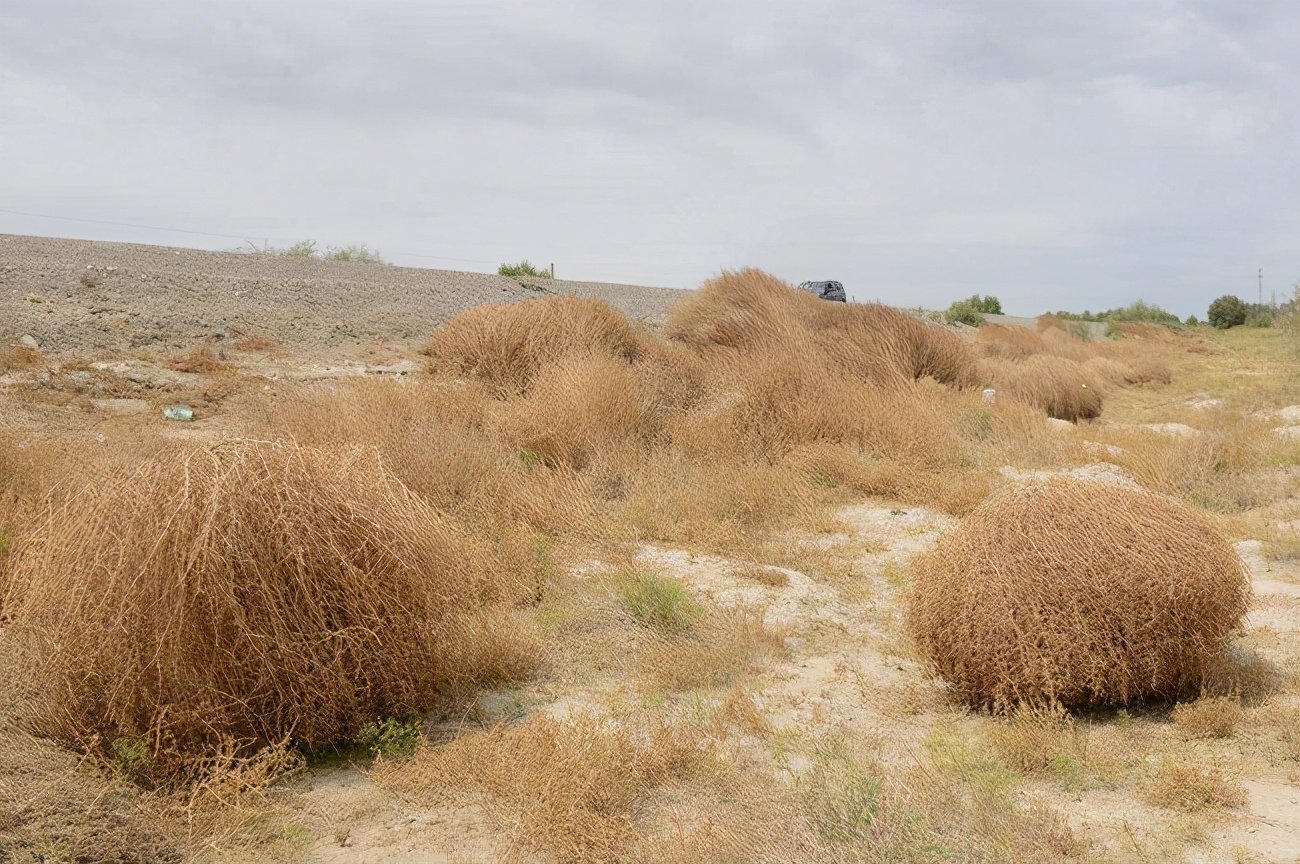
[167,344,233,374]
[0,728,185,862]
[1098,414,1300,512]
[733,563,790,587]
[231,335,279,352]
[0,344,44,373]
[1172,697,1245,739]
[984,707,1081,774]
[422,295,643,394]
[982,355,1103,421]
[371,713,717,864]
[372,712,1087,864]
[1142,762,1247,811]
[1,440,540,778]
[637,605,787,692]
[978,323,1049,359]
[261,377,603,542]
[907,480,1251,711]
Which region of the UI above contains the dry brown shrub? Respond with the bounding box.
[2,440,540,775]
[0,344,44,372]
[1038,325,1095,360]
[231,335,278,352]
[634,338,709,410]
[1087,354,1172,388]
[504,351,657,469]
[1124,357,1173,385]
[370,714,716,864]
[667,268,979,387]
[422,295,643,394]
[906,480,1251,711]
[1142,762,1247,811]
[982,355,1103,421]
[1172,697,1244,739]
[167,344,232,374]
[262,377,602,540]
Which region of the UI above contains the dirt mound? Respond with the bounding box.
[1,440,536,775]
[906,480,1250,710]
[0,234,684,350]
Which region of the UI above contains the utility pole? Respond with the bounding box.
[1259,267,1263,308]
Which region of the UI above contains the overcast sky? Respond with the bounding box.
[2,1,1297,315]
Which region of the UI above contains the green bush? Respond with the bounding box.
[1185,315,1200,326]
[498,260,552,280]
[944,294,1002,326]
[1207,295,1248,329]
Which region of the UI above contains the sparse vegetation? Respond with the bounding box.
[1143,762,1247,811]
[258,238,388,264]
[5,259,1300,861]
[1056,300,1182,328]
[1172,697,1244,739]
[325,243,386,264]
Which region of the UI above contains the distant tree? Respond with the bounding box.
[1207,295,1248,329]
[498,260,553,279]
[944,294,1003,326]
[1185,314,1200,326]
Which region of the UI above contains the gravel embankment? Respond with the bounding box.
[0,234,687,350]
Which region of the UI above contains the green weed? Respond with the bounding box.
[357,716,423,760]
[612,570,702,634]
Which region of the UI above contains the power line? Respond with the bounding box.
[0,206,499,266]
[0,206,261,242]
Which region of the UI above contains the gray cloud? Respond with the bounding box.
[2,0,1297,315]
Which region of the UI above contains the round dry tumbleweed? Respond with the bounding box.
[905,480,1250,711]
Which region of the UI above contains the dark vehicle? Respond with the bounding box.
[797,280,846,302]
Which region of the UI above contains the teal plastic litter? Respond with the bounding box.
[162,405,194,422]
